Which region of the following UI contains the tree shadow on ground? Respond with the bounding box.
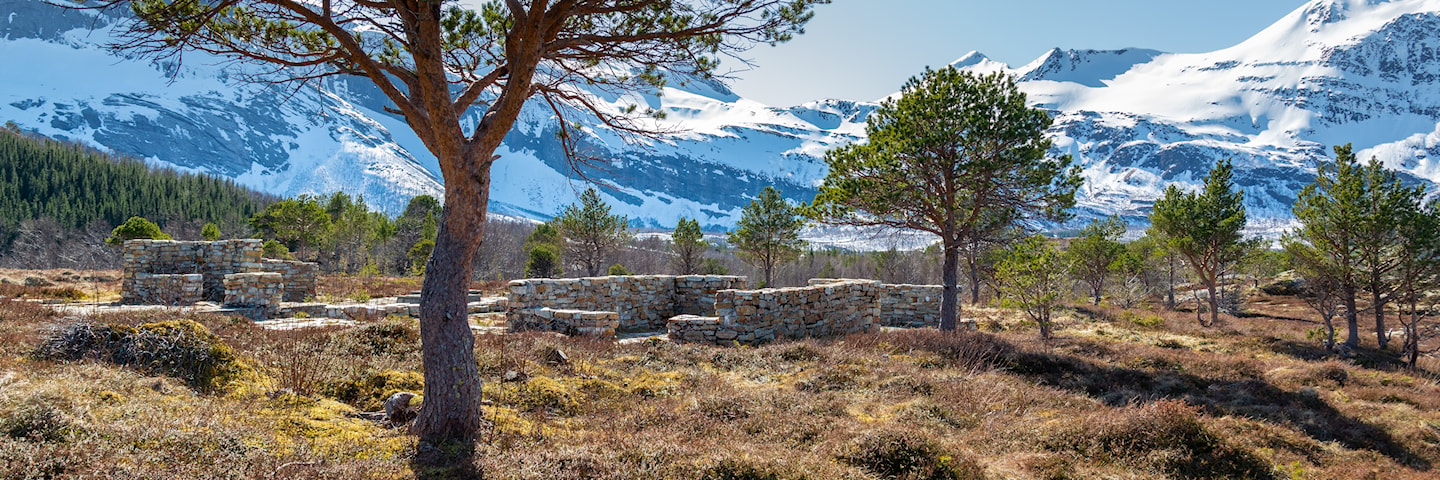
[411,441,483,480]
[1002,345,1432,471]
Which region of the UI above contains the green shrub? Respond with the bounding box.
[1120,310,1164,328]
[32,320,252,393]
[105,216,171,245]
[838,428,986,480]
[608,263,633,276]
[323,370,424,411]
[1043,399,1271,478]
[0,402,79,443]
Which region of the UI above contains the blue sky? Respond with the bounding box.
[724,0,1307,106]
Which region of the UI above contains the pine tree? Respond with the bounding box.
[100,0,825,444]
[671,217,707,275]
[809,68,1080,330]
[1149,159,1247,327]
[555,188,631,277]
[201,222,221,241]
[1289,144,1423,349]
[730,186,807,287]
[994,236,1069,341]
[1065,216,1126,305]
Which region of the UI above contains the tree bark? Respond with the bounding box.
[967,251,981,304]
[412,171,489,444]
[1343,286,1360,349]
[1373,290,1389,349]
[1165,254,1177,310]
[1204,275,1220,327]
[940,240,961,331]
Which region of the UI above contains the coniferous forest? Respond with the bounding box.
[0,127,275,232]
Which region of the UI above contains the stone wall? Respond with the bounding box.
[223,272,283,314]
[121,240,317,310]
[259,259,318,302]
[507,275,748,333]
[510,308,619,337]
[669,280,880,345]
[125,273,203,305]
[122,239,264,303]
[879,284,944,328]
[810,279,942,328]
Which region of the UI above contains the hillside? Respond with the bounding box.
[6,0,1440,233]
[0,128,275,232]
[0,277,1435,479]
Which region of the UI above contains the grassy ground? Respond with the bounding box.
[1,278,1437,479]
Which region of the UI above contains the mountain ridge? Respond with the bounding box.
[4,0,1440,237]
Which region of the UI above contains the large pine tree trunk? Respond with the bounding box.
[412,167,489,445]
[940,241,961,331]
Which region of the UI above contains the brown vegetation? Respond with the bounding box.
[0,282,1437,479]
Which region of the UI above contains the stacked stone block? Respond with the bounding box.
[124,273,204,305]
[669,279,881,345]
[223,272,283,314]
[510,308,619,337]
[507,275,747,336]
[810,279,943,328]
[121,240,318,319]
[259,259,318,301]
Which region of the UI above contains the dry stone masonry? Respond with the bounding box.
[811,279,944,328]
[669,279,881,344]
[223,272,284,316]
[120,239,318,318]
[507,275,747,337]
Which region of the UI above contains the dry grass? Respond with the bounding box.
[1,282,1439,479]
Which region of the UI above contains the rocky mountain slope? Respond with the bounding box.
[4,0,1440,236]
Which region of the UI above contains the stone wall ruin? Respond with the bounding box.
[120,239,318,315]
[506,275,747,337]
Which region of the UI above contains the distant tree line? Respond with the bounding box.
[0,128,275,233]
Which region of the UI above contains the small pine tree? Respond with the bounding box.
[994,236,1069,341]
[261,240,292,260]
[729,186,807,287]
[608,263,633,276]
[555,188,632,277]
[408,238,436,276]
[106,216,171,245]
[700,258,729,276]
[671,217,707,274]
[201,222,221,241]
[525,244,560,278]
[1065,216,1126,305]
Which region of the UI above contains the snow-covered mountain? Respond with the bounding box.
[5,0,1440,235]
[954,0,1440,230]
[0,0,867,229]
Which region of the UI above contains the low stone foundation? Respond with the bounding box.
[510,308,619,337]
[125,273,203,305]
[507,275,747,335]
[669,279,880,345]
[223,272,283,314]
[259,259,318,302]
